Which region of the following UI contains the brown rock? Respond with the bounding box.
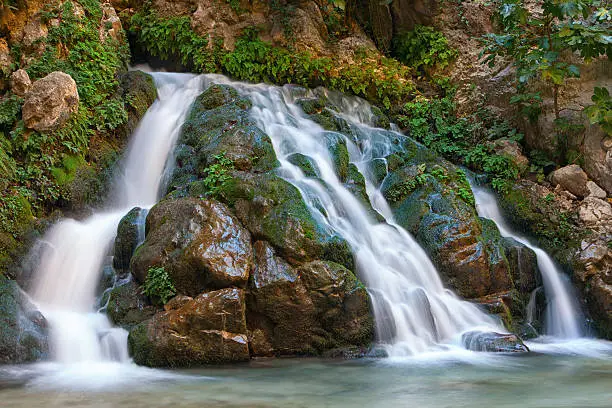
[551,164,590,198]
[9,69,31,97]
[131,198,253,295]
[22,71,79,132]
[128,288,250,367]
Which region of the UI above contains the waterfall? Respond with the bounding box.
[199,76,503,356]
[470,184,582,339]
[30,73,204,363]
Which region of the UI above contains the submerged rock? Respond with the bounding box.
[128,288,250,367]
[22,71,79,132]
[131,198,253,296]
[0,275,48,363]
[462,331,529,353]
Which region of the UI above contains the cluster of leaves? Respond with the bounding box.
[392,25,458,74]
[0,0,130,257]
[481,0,610,134]
[143,266,176,305]
[396,84,522,192]
[129,10,417,109]
[584,86,612,135]
[202,153,235,199]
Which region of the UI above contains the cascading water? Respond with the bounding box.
[470,184,582,339]
[201,75,503,356]
[30,73,205,364]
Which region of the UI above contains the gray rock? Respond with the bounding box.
[587,180,607,199]
[9,69,31,97]
[22,71,79,132]
[462,331,529,353]
[551,164,589,198]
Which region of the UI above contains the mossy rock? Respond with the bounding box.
[113,207,145,276]
[0,275,48,363]
[287,153,319,177]
[106,280,157,329]
[343,163,383,221]
[119,70,158,135]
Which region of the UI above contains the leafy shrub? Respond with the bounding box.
[393,26,458,73]
[585,86,612,136]
[143,266,176,304]
[202,153,235,198]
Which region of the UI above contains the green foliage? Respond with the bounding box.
[129,10,416,109]
[143,266,176,305]
[0,95,23,127]
[392,25,458,73]
[397,86,522,193]
[481,0,610,133]
[584,86,612,135]
[202,153,235,198]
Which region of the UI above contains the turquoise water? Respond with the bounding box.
[2,343,611,408]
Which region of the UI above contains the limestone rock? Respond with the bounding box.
[587,180,607,199]
[579,197,612,227]
[22,71,79,132]
[551,164,590,198]
[9,69,31,96]
[128,288,250,367]
[131,198,253,295]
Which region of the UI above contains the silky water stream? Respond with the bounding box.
[1,73,610,407]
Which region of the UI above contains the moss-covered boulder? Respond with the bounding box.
[247,241,373,356]
[128,288,250,367]
[113,207,145,276]
[0,275,48,363]
[106,280,157,329]
[131,198,253,296]
[119,70,158,136]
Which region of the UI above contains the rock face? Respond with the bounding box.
[0,275,48,364]
[131,198,253,295]
[247,242,373,356]
[22,71,79,132]
[551,164,590,199]
[9,69,31,96]
[128,288,250,367]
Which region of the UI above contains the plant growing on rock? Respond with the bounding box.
[143,266,176,305]
[481,0,611,150]
[202,153,235,199]
[392,25,458,75]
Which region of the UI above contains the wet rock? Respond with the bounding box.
[131,198,253,296]
[128,288,250,367]
[382,162,515,299]
[551,164,589,199]
[106,280,157,329]
[247,241,373,356]
[586,181,607,199]
[22,71,79,132]
[462,331,529,353]
[287,153,319,178]
[119,71,158,136]
[113,207,145,276]
[9,69,31,97]
[0,275,48,363]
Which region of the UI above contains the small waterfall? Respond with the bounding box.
[201,76,503,356]
[30,73,204,363]
[471,184,582,339]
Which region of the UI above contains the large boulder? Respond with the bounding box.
[551,164,589,198]
[131,198,253,296]
[22,71,79,132]
[0,275,48,363]
[128,287,250,367]
[247,241,373,356]
[106,280,157,329]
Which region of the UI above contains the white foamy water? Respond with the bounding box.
[471,184,582,338]
[30,73,205,366]
[196,75,503,356]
